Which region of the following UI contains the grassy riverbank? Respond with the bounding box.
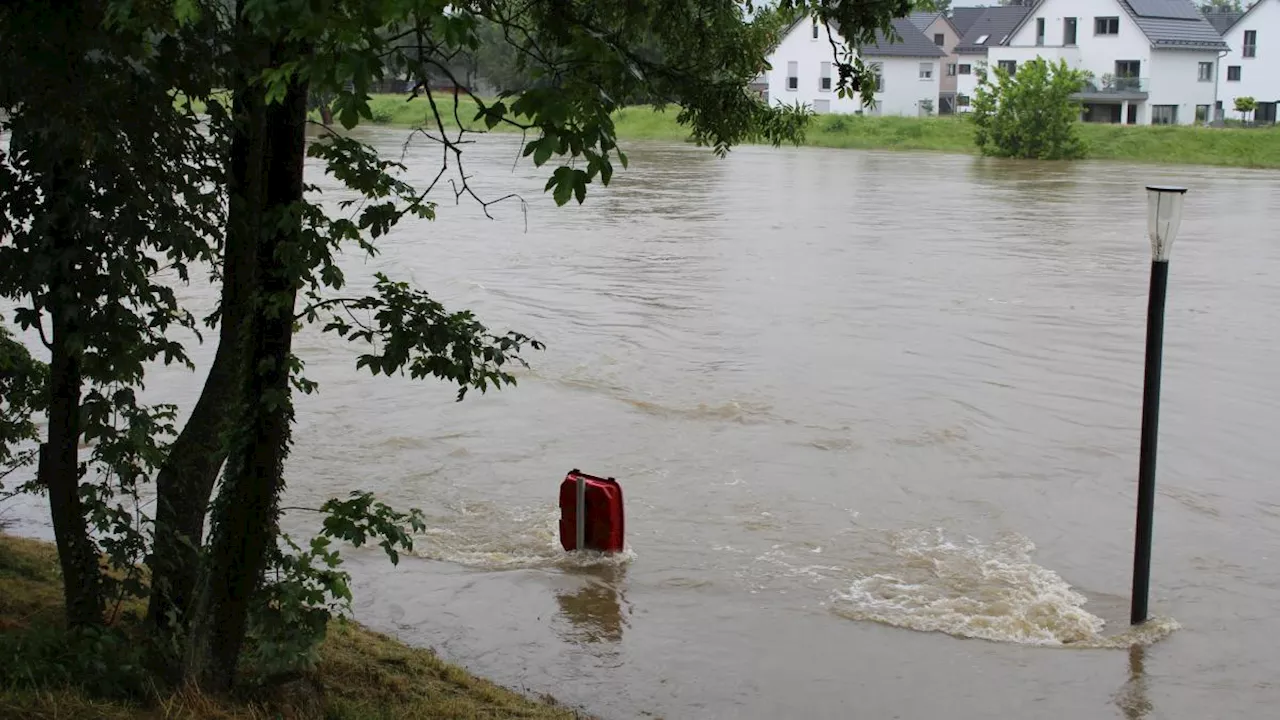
[336,93,1280,169]
[0,534,581,719]
[182,92,1280,168]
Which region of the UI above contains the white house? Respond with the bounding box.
[908,11,964,113]
[1217,0,1280,123]
[984,0,1228,125]
[765,17,945,116]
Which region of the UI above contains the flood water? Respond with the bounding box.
[6,127,1280,718]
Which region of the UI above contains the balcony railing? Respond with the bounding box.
[1081,76,1149,94]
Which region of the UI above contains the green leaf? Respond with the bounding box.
[174,0,201,25]
[532,136,555,166]
[553,177,573,206]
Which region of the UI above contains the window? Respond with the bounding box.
[1228,65,1242,81]
[1198,62,1214,82]
[1196,105,1210,123]
[956,94,971,108]
[934,33,945,46]
[919,62,934,80]
[997,60,1017,75]
[1112,60,1141,91]
[947,63,958,77]
[1115,60,1140,77]
[813,99,830,114]
[787,61,798,91]
[1095,16,1119,35]
[1064,17,1078,46]
[820,61,832,91]
[1036,18,1045,46]
[1151,105,1178,125]
[812,22,819,40]
[958,64,972,75]
[975,34,990,45]
[1244,30,1257,58]
[870,62,884,92]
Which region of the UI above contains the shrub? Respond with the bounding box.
[1235,96,1257,122]
[971,57,1087,160]
[823,114,850,132]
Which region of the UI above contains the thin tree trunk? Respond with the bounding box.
[185,71,309,693]
[146,75,265,659]
[41,301,104,628]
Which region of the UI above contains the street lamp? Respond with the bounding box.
[1130,185,1186,626]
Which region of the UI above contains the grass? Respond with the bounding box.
[0,534,583,720]
[183,91,1280,169]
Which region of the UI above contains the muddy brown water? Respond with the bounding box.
[5,127,1280,719]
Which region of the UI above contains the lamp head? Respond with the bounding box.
[1146,186,1187,262]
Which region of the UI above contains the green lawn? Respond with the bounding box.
[180,92,1280,169]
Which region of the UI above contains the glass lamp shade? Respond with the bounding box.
[1146,186,1187,262]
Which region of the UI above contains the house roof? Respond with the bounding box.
[954,5,1034,54]
[770,13,951,59]
[949,7,988,36]
[860,17,949,57]
[1202,10,1243,34]
[908,10,961,39]
[907,11,941,32]
[1120,0,1230,49]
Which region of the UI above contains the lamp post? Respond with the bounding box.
[1130,185,1186,626]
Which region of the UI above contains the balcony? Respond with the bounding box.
[1076,76,1149,101]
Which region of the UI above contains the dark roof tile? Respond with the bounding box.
[1121,0,1230,49]
[860,17,948,57]
[955,5,1034,54]
[949,7,988,36]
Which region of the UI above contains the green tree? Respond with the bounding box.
[1235,95,1257,122]
[971,57,1087,160]
[2,0,914,695]
[0,0,225,628]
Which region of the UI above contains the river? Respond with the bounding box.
[5,127,1280,719]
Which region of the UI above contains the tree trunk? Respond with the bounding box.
[146,71,266,662]
[41,301,104,628]
[184,70,309,693]
[37,0,104,630]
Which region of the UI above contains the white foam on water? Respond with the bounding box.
[411,501,635,570]
[832,529,1178,648]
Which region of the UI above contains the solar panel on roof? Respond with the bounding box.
[1126,0,1203,21]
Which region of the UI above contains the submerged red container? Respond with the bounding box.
[559,469,625,553]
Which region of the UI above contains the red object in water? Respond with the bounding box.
[559,469,625,553]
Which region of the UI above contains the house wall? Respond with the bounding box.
[1147,49,1220,125]
[1002,0,1150,86]
[764,20,940,116]
[954,54,986,109]
[1218,0,1280,118]
[865,55,942,116]
[925,16,962,95]
[764,20,848,110]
